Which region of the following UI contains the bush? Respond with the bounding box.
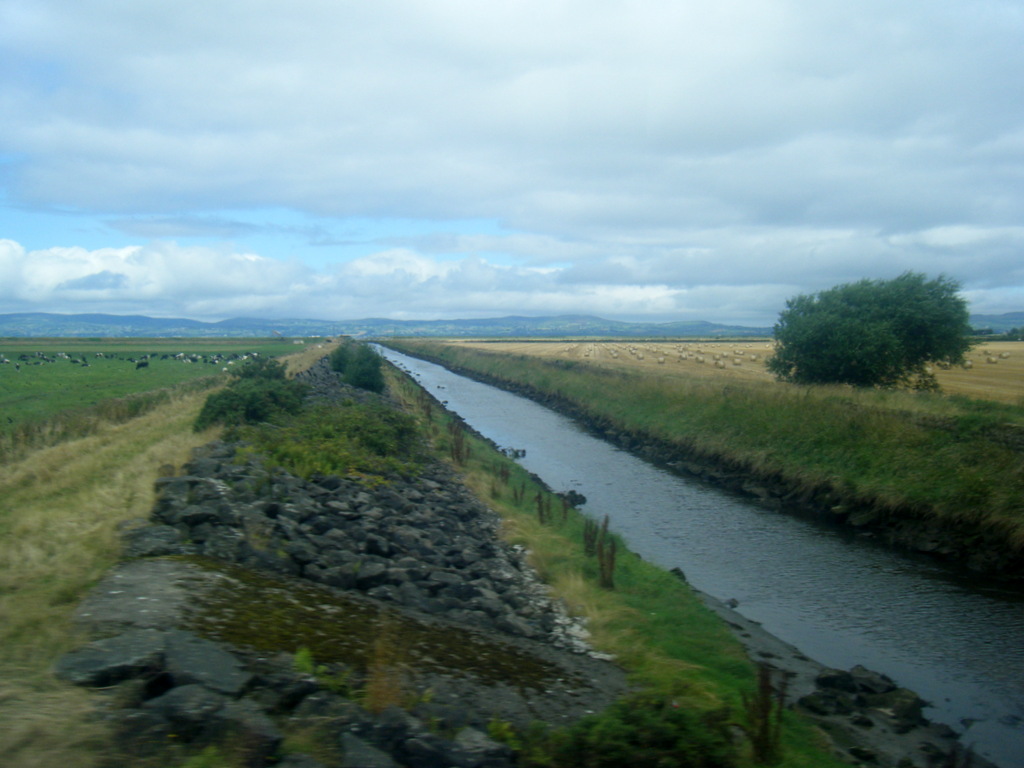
[240,401,421,479]
[551,692,736,768]
[233,355,289,380]
[329,340,385,393]
[194,377,307,431]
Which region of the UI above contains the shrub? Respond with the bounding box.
[329,340,385,393]
[551,692,736,768]
[240,401,421,479]
[194,377,307,431]
[233,355,289,381]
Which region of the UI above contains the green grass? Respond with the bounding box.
[384,339,1024,554]
[0,339,311,463]
[0,339,297,428]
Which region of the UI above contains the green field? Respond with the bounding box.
[0,338,303,428]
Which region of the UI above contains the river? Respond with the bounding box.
[379,346,1024,767]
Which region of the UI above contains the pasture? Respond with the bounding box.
[0,338,317,429]
[448,338,1024,404]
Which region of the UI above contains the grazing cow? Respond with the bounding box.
[136,360,149,370]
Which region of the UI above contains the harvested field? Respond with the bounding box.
[449,339,1024,404]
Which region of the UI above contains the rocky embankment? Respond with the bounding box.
[54,364,991,768]
[394,350,1024,579]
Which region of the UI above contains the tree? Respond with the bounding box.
[766,272,973,389]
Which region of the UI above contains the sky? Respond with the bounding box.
[1,0,1022,326]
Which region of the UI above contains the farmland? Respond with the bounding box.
[0,338,326,429]
[444,338,1024,404]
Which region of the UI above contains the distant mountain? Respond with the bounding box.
[0,312,772,338]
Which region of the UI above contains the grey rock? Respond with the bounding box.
[53,628,164,686]
[143,684,229,738]
[163,629,252,695]
[340,733,402,768]
[122,525,187,557]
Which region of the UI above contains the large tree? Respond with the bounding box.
[766,272,973,389]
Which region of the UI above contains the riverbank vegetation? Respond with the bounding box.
[383,339,1024,563]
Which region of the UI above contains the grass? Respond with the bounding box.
[0,338,328,464]
[384,339,1024,554]
[0,391,220,768]
[0,341,333,768]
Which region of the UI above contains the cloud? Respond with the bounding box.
[0,1,1022,323]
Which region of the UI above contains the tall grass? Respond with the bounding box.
[385,340,1024,551]
[0,344,330,768]
[0,377,221,464]
[0,391,219,768]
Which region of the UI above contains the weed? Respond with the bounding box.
[740,663,787,765]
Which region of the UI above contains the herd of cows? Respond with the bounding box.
[0,350,261,372]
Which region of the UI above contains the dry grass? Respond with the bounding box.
[0,346,329,768]
[0,392,217,766]
[451,339,1024,404]
[282,339,341,376]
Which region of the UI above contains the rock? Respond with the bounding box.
[53,628,164,686]
[122,524,188,557]
[217,698,284,759]
[274,755,328,768]
[162,629,252,696]
[849,664,896,695]
[798,690,857,716]
[340,733,402,768]
[848,745,878,762]
[861,687,926,731]
[143,684,230,739]
[816,668,857,693]
[450,727,515,768]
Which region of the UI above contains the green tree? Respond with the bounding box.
[766,272,973,389]
[343,344,385,393]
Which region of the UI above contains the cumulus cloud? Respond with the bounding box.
[0,1,1022,322]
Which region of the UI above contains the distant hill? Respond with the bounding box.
[969,312,1024,333]
[0,312,772,338]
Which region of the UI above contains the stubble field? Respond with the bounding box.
[449,339,1024,404]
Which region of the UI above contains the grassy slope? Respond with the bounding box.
[0,392,219,768]
[0,341,333,768]
[384,339,1024,553]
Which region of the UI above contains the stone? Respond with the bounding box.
[122,525,187,557]
[217,698,284,757]
[449,727,515,768]
[54,628,164,686]
[849,664,896,695]
[163,629,252,695]
[143,684,229,739]
[340,733,402,768]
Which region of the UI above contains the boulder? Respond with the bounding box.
[53,628,164,687]
[162,629,252,695]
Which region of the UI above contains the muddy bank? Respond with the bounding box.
[393,349,1024,580]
